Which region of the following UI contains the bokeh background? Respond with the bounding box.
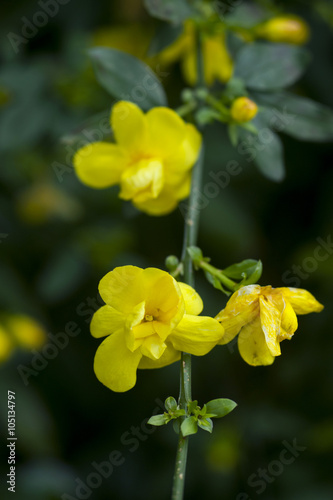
[1,0,333,499]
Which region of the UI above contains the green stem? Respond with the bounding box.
[199,260,237,291]
[171,29,205,500]
[176,101,197,119]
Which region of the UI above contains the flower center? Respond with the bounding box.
[145,314,154,322]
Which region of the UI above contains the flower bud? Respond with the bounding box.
[257,16,310,45]
[230,97,258,123]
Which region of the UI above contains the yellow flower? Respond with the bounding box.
[256,16,310,45]
[230,97,258,123]
[91,266,224,392]
[0,314,46,362]
[74,101,201,216]
[159,21,233,86]
[216,285,323,366]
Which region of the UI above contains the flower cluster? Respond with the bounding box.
[91,267,323,391]
[74,101,201,216]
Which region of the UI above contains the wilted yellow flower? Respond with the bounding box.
[91,266,224,392]
[230,97,258,123]
[159,22,233,86]
[256,16,310,45]
[74,101,201,215]
[216,285,323,366]
[0,314,47,362]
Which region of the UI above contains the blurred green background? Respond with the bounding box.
[1,0,333,499]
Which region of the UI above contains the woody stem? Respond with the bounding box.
[171,29,205,500]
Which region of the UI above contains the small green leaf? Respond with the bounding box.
[237,260,263,287]
[173,419,180,434]
[223,259,260,280]
[144,0,196,24]
[195,107,221,125]
[165,397,177,412]
[206,399,237,418]
[197,417,213,433]
[187,400,198,414]
[148,414,168,426]
[187,246,203,265]
[181,416,198,437]
[148,22,184,56]
[89,48,167,110]
[234,43,310,90]
[204,271,231,296]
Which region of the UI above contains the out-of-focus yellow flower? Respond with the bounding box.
[256,16,310,45]
[230,97,258,123]
[91,24,153,62]
[0,314,47,362]
[74,101,201,216]
[216,285,323,366]
[17,183,82,224]
[160,22,233,86]
[91,266,224,392]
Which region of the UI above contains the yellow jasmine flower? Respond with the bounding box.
[216,285,323,366]
[91,266,224,392]
[159,21,233,86]
[73,101,201,216]
[230,97,258,123]
[256,16,310,45]
[0,314,46,362]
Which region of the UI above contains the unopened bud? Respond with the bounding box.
[257,16,310,45]
[230,97,258,123]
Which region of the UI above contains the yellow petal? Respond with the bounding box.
[178,282,203,315]
[133,189,179,216]
[280,299,298,340]
[140,334,167,360]
[139,342,181,368]
[141,268,185,330]
[238,317,275,366]
[119,159,164,203]
[94,330,142,392]
[73,142,127,188]
[259,296,281,356]
[0,325,13,361]
[111,101,148,153]
[276,287,324,315]
[146,107,186,157]
[170,315,223,355]
[99,266,144,313]
[203,34,233,85]
[164,124,202,177]
[90,305,126,338]
[216,286,260,345]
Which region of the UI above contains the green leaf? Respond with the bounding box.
[148,22,183,56]
[197,417,213,433]
[187,246,203,265]
[187,400,198,414]
[238,260,263,287]
[206,399,237,418]
[254,128,285,181]
[148,414,168,426]
[89,48,167,110]
[181,416,198,437]
[234,43,310,90]
[144,0,195,24]
[253,91,333,142]
[228,124,239,146]
[223,259,260,279]
[204,271,231,296]
[173,419,180,434]
[165,397,177,412]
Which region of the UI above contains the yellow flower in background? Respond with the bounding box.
[74,101,202,215]
[230,97,258,123]
[160,21,233,86]
[256,16,310,45]
[216,285,323,366]
[0,314,47,362]
[91,266,224,392]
